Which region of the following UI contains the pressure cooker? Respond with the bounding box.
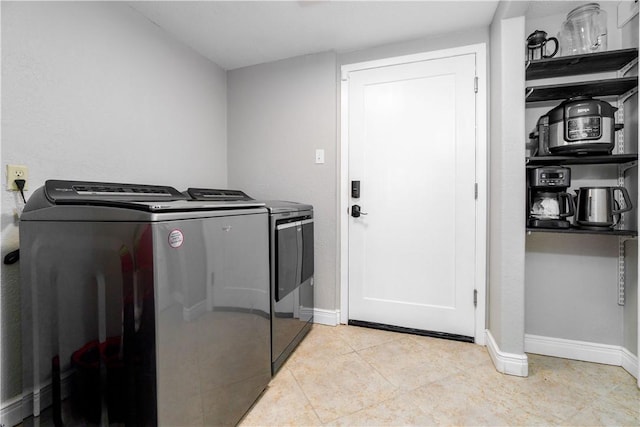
[542,96,617,155]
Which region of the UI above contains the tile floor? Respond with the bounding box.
[240,324,640,426]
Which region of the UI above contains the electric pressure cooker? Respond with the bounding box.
[541,96,617,155]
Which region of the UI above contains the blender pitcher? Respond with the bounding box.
[560,3,608,56]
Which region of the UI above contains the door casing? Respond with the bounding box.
[338,43,488,345]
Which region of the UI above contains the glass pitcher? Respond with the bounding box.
[559,3,608,56]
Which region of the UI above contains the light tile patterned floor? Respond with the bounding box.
[240,324,640,426]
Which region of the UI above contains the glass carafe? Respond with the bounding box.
[559,3,607,56]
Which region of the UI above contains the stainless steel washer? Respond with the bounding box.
[20,180,271,426]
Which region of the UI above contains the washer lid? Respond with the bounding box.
[28,180,265,213]
[44,180,187,203]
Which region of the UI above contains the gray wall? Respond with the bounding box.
[488,7,527,355]
[623,14,639,360]
[1,1,228,403]
[339,27,489,65]
[625,241,638,356]
[227,52,338,311]
[526,235,623,345]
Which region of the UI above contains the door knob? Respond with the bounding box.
[351,204,368,218]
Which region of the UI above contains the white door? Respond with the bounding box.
[347,53,477,337]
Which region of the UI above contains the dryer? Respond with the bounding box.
[20,180,271,426]
[265,201,314,374]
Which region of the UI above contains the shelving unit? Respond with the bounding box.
[526,76,637,103]
[526,227,638,237]
[525,49,638,103]
[525,48,638,80]
[526,48,639,238]
[526,153,638,166]
[520,8,639,383]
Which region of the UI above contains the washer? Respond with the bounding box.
[20,180,271,426]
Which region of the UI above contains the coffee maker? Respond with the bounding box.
[527,166,575,229]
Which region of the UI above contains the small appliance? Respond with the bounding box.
[526,30,559,61]
[540,96,617,155]
[559,3,608,56]
[535,114,551,156]
[527,166,575,229]
[574,186,633,229]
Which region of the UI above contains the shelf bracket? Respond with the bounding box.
[618,236,634,306]
[525,88,534,99]
[619,86,638,105]
[619,57,639,77]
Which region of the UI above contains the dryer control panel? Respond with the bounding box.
[187,188,254,201]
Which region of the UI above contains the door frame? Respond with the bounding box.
[339,43,488,345]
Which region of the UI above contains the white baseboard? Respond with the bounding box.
[621,347,639,380]
[525,334,638,380]
[312,308,340,326]
[0,394,23,427]
[485,330,529,377]
[183,299,207,322]
[2,368,75,426]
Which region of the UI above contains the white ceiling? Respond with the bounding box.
[129,1,500,70]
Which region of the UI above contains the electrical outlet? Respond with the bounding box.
[7,164,28,191]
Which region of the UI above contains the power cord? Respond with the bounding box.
[3,249,19,265]
[14,179,26,204]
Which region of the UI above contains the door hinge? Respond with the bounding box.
[474,76,478,93]
[473,289,478,307]
[474,183,478,200]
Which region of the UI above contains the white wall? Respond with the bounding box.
[488,5,527,357]
[1,1,228,405]
[227,52,338,311]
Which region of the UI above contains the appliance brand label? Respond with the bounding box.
[168,229,184,248]
[567,117,601,141]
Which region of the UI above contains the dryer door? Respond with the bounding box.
[275,220,301,301]
[300,219,314,283]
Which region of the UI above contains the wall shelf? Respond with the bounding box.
[526,153,638,166]
[526,227,638,237]
[525,48,639,80]
[525,76,638,103]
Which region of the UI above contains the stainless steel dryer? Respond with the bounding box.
[20,180,271,426]
[264,201,314,374]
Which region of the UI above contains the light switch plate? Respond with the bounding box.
[315,149,325,164]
